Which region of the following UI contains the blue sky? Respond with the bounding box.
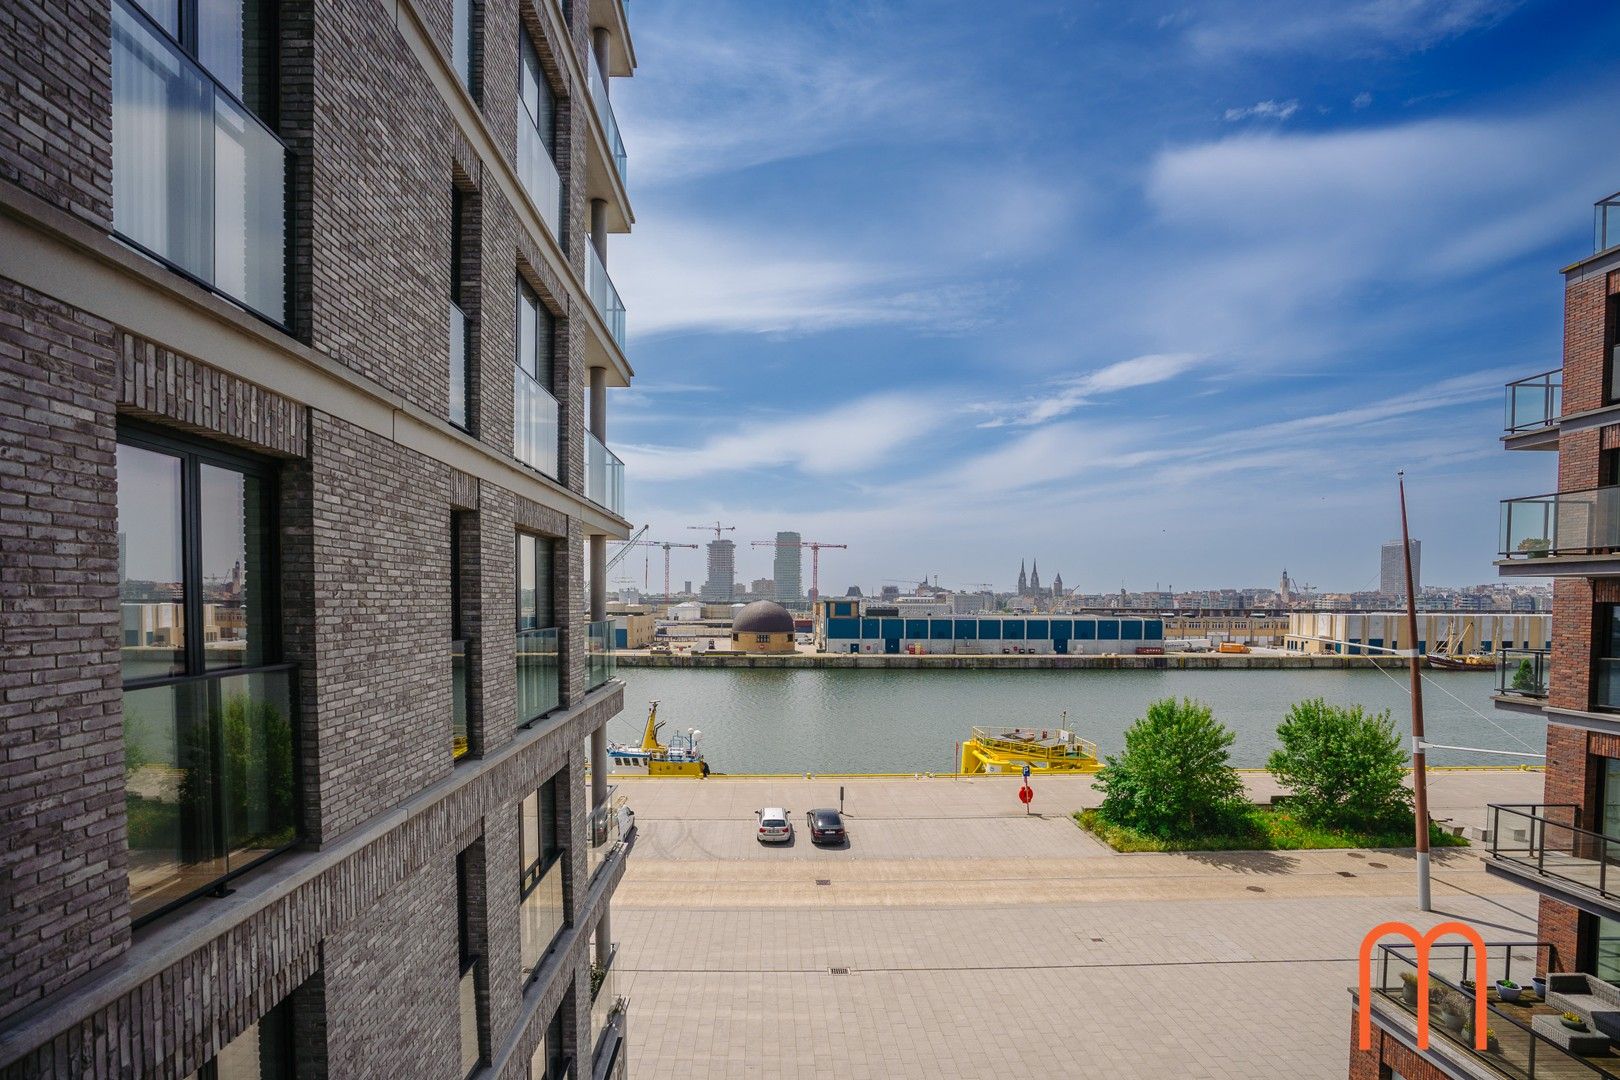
[608,0,1620,596]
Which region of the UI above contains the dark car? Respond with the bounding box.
[805,808,847,845]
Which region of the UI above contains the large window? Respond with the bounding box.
[517,32,562,237]
[452,0,479,100]
[111,0,287,322]
[519,774,567,978]
[451,515,470,759]
[528,1005,568,1080]
[118,428,295,925]
[513,277,559,477]
[449,188,472,432]
[516,532,559,722]
[1597,605,1620,712]
[457,847,486,1078]
[182,993,296,1079]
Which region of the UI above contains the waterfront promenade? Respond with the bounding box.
[613,770,1542,1078]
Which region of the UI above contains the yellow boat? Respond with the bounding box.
[608,701,710,777]
[958,722,1101,775]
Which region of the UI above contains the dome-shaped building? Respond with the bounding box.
[730,600,797,653]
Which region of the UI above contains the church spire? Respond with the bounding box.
[1017,560,1027,594]
[1030,559,1041,594]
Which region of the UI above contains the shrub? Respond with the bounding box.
[1268,698,1412,831]
[1510,658,1541,694]
[1095,697,1246,840]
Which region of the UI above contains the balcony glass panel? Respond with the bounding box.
[519,34,562,239]
[118,442,186,681]
[452,639,469,758]
[1488,803,1620,903]
[588,51,628,185]
[458,964,480,1077]
[1495,647,1549,698]
[513,368,560,478]
[519,854,565,976]
[588,786,632,880]
[585,432,625,516]
[124,666,296,922]
[1500,487,1620,558]
[586,243,627,351]
[449,302,470,430]
[517,627,560,723]
[1504,370,1561,434]
[111,0,286,323]
[587,618,615,689]
[590,944,624,1050]
[1599,192,1620,254]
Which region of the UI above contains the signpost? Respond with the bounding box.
[1019,784,1033,813]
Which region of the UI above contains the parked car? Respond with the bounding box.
[756,807,792,843]
[805,808,847,845]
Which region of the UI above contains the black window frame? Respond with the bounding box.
[514,274,555,391]
[1609,295,1620,406]
[1596,603,1620,713]
[456,845,487,1077]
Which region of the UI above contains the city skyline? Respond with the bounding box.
[608,0,1620,588]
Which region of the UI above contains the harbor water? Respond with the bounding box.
[613,666,1544,774]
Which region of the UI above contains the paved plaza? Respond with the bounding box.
[611,769,1546,1078]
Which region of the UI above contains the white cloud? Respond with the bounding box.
[1353,91,1373,109]
[1183,0,1520,57]
[1223,99,1300,122]
[977,353,1202,427]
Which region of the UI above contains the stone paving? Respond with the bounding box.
[612,769,1545,1079]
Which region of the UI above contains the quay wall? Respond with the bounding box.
[615,652,1396,671]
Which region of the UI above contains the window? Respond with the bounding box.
[517,31,562,236]
[182,995,296,1078]
[528,1004,568,1080]
[1597,605,1620,712]
[1608,295,1620,405]
[111,0,287,322]
[451,515,470,759]
[457,847,486,1077]
[449,188,472,432]
[517,533,560,722]
[452,0,479,99]
[513,276,560,476]
[518,774,567,977]
[118,428,296,925]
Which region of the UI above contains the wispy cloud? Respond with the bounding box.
[976,354,1203,427]
[1223,99,1300,122]
[1181,0,1521,58]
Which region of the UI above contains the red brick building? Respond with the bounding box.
[0,0,640,1075]
[1350,193,1620,1078]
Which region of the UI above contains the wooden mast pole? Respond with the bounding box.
[1399,470,1432,912]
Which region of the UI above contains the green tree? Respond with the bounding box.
[1267,698,1411,830]
[1096,697,1247,839]
[1510,658,1542,694]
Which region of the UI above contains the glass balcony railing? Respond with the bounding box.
[519,853,566,977]
[1496,647,1549,699]
[123,665,297,923]
[110,0,287,324]
[590,943,627,1053]
[518,117,563,242]
[513,367,560,478]
[588,785,633,880]
[586,432,625,516]
[517,627,560,724]
[1504,370,1561,434]
[588,52,628,186]
[588,618,616,689]
[449,303,471,430]
[587,243,627,351]
[1488,803,1620,902]
[1598,192,1620,255]
[1365,938,1619,1079]
[452,639,470,758]
[1501,487,1620,558]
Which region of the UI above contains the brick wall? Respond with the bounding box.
[0,277,126,1025]
[1346,1014,1455,1080]
[1563,275,1609,415]
[116,335,309,458]
[0,0,112,227]
[1550,578,1594,711]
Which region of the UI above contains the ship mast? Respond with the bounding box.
[1399,471,1431,912]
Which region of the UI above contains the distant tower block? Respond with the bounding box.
[700,539,736,601]
[1380,540,1421,600]
[772,530,803,601]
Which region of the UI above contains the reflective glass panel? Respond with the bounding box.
[118,442,186,681]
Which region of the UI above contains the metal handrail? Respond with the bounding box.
[1496,646,1550,698]
[1487,802,1620,899]
[1504,370,1562,434]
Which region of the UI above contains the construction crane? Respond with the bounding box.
[610,537,699,599]
[750,538,848,603]
[603,525,650,574]
[687,521,736,540]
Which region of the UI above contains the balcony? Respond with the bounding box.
[587,244,627,352]
[1499,487,1620,576]
[590,944,628,1061]
[514,366,561,478]
[1504,370,1561,450]
[518,114,564,243]
[1496,647,1549,700]
[519,851,566,978]
[449,302,471,430]
[110,0,288,324]
[588,618,616,689]
[1598,192,1620,255]
[588,786,633,881]
[589,52,628,186]
[123,665,298,924]
[1484,804,1620,917]
[1362,939,1620,1079]
[517,627,560,724]
[586,432,625,517]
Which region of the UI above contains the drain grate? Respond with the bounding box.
[1346,852,1366,859]
[815,879,831,886]
[829,967,850,976]
[1246,885,1266,893]
[1337,871,1357,878]
[1090,937,1105,943]
[1368,862,1387,869]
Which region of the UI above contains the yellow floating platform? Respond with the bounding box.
[959,726,1102,775]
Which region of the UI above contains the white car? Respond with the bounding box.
[755,807,793,843]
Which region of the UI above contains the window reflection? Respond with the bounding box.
[201,463,266,669]
[118,442,186,681]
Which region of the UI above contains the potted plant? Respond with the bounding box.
[1400,972,1420,1006]
[1484,1028,1501,1054]
[1562,1011,1590,1032]
[1437,991,1471,1034]
[1510,658,1544,694]
[1518,537,1551,558]
[1533,975,1547,998]
[1497,978,1523,1002]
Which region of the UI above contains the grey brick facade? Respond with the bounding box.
[0,0,639,1074]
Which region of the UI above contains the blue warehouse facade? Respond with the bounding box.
[814,599,1165,655]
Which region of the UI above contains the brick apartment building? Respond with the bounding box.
[1349,193,1620,1077]
[0,0,640,1074]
